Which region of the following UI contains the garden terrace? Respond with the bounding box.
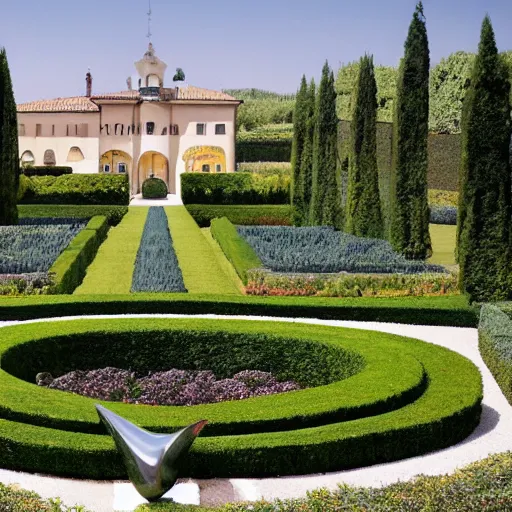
[0,317,482,479]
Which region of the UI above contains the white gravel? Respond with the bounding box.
[0,314,511,511]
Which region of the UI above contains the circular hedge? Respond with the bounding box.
[0,318,482,479]
[142,177,168,199]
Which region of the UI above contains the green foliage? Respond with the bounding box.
[345,55,383,238]
[310,62,341,227]
[247,268,458,297]
[181,173,289,205]
[238,226,445,274]
[237,162,291,175]
[21,166,72,177]
[17,174,32,202]
[0,48,19,225]
[336,61,398,123]
[19,174,130,205]
[291,76,308,224]
[18,204,128,226]
[236,125,293,162]
[49,216,109,294]
[173,67,185,82]
[185,205,292,228]
[427,133,461,190]
[210,217,262,284]
[457,16,512,302]
[141,177,168,199]
[479,304,512,405]
[390,3,432,260]
[0,318,481,479]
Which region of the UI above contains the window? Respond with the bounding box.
[196,123,206,135]
[43,149,56,166]
[161,127,168,135]
[66,124,77,136]
[215,124,226,135]
[115,124,123,136]
[118,163,127,174]
[77,123,89,137]
[20,150,35,167]
[216,164,222,173]
[18,124,25,136]
[146,122,155,135]
[103,164,111,173]
[36,124,42,137]
[67,146,84,162]
[202,164,210,173]
[52,125,55,136]
[170,124,179,135]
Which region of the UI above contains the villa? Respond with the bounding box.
[15,43,242,196]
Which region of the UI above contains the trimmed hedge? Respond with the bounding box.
[0,318,481,479]
[430,205,457,225]
[0,294,478,326]
[181,173,289,205]
[142,177,168,199]
[185,205,292,227]
[210,217,262,284]
[19,174,130,205]
[236,127,293,162]
[18,204,128,226]
[48,215,109,293]
[479,303,512,404]
[21,166,72,177]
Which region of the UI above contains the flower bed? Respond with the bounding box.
[131,207,187,293]
[237,225,446,274]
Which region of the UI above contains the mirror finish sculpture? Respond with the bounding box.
[96,404,207,502]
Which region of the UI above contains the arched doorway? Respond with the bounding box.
[138,151,170,193]
[182,146,226,173]
[99,150,132,176]
[20,150,35,167]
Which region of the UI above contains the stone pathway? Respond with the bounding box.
[1,315,511,511]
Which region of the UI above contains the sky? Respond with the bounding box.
[2,0,512,104]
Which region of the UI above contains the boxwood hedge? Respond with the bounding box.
[0,317,482,479]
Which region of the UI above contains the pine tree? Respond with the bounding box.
[389,2,431,259]
[0,48,19,226]
[309,62,340,227]
[457,16,512,302]
[291,75,308,225]
[345,55,383,238]
[299,78,316,224]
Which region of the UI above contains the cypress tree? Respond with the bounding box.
[0,48,19,225]
[299,78,316,224]
[309,62,340,227]
[389,2,431,259]
[345,55,383,238]
[291,75,308,225]
[457,16,512,302]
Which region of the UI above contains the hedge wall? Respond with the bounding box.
[18,205,128,226]
[236,140,292,163]
[21,166,72,177]
[185,205,292,227]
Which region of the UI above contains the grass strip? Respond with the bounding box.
[74,207,148,295]
[166,207,240,295]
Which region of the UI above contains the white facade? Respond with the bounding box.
[17,44,241,196]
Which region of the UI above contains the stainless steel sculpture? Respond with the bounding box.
[95,404,207,502]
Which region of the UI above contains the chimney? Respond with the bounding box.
[86,70,92,97]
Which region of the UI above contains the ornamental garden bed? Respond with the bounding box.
[0,317,482,479]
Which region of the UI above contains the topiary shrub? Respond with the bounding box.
[142,177,168,199]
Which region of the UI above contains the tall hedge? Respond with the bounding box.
[310,62,341,227]
[345,55,383,238]
[291,76,308,225]
[457,16,512,302]
[390,2,432,260]
[0,48,19,225]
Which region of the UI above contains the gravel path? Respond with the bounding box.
[0,314,510,512]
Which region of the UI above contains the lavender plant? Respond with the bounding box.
[131,207,187,292]
[237,225,446,274]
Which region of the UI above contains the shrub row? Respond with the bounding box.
[18,204,128,226]
[0,318,482,478]
[430,205,457,225]
[478,303,512,405]
[246,269,458,297]
[48,216,109,294]
[211,218,262,284]
[21,166,72,177]
[181,173,289,205]
[19,174,130,205]
[237,225,446,274]
[185,205,292,227]
[131,207,186,293]
[0,273,53,296]
[237,161,291,175]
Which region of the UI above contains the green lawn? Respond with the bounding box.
[74,207,148,294]
[429,224,456,266]
[165,206,241,295]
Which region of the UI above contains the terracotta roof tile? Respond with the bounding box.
[17,96,99,113]
[90,90,141,100]
[177,86,238,101]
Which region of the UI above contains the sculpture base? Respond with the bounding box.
[114,482,200,511]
